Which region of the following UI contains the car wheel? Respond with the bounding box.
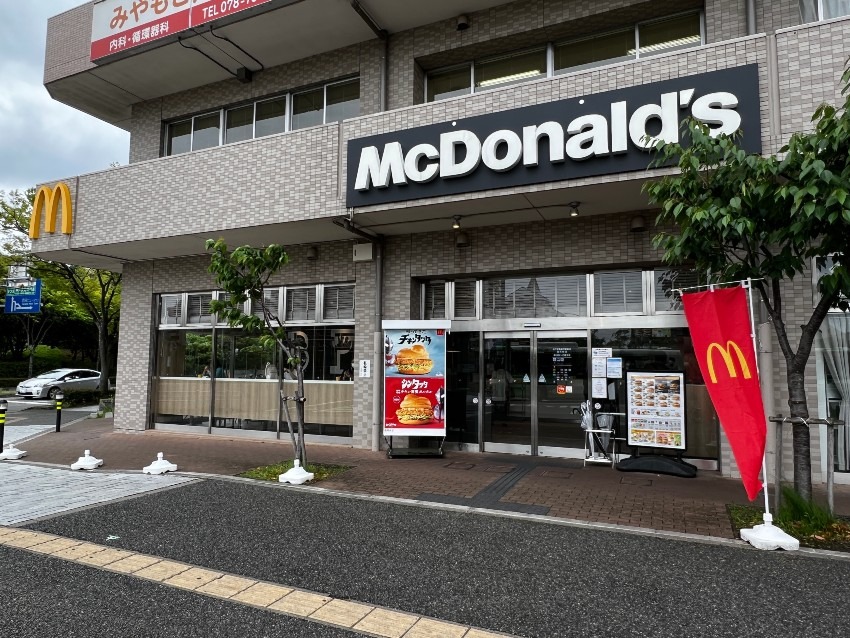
[47,387,61,400]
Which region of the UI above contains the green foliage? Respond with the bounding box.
[644,64,850,501]
[206,238,310,464]
[237,460,350,482]
[60,389,113,407]
[775,485,836,532]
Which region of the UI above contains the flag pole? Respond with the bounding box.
[742,278,771,519]
[739,277,799,550]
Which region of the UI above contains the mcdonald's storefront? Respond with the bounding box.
[31,0,850,485]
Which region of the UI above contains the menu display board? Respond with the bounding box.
[383,326,447,437]
[626,372,686,449]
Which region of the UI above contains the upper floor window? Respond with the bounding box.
[425,12,702,102]
[800,0,850,21]
[166,78,359,156]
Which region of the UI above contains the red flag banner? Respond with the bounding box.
[681,286,766,500]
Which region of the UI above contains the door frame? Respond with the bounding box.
[481,329,588,457]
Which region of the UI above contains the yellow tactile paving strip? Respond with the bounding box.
[0,526,513,638]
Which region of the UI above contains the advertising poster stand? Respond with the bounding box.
[382,320,450,458]
[617,371,697,478]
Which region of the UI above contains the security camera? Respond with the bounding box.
[456,14,470,31]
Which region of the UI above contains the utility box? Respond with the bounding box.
[353,243,374,262]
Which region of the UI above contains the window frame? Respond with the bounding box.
[164,77,359,156]
[425,10,704,103]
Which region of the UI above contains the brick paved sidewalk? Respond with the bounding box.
[10,417,850,540]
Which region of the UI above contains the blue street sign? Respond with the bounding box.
[4,279,42,314]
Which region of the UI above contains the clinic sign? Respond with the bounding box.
[90,0,273,61]
[4,280,42,315]
[347,65,761,207]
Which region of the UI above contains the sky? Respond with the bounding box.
[0,2,129,195]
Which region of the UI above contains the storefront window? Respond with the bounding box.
[591,327,719,459]
[154,324,354,437]
[445,331,480,444]
[817,313,850,472]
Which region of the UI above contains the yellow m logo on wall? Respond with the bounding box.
[705,340,752,384]
[29,182,73,240]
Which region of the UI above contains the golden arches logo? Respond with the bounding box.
[706,341,752,384]
[29,182,73,240]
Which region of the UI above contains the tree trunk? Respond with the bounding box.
[97,321,110,395]
[787,367,812,501]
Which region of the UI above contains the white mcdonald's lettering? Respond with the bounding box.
[30,182,73,240]
[705,341,752,384]
[354,89,742,192]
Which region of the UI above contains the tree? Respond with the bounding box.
[206,239,310,465]
[645,67,850,501]
[1,189,121,393]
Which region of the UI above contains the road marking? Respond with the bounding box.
[0,526,515,637]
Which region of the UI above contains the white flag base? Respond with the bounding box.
[143,452,177,475]
[741,513,799,551]
[0,444,27,460]
[279,459,314,485]
[71,450,103,471]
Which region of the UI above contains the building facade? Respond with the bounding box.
[35,0,850,483]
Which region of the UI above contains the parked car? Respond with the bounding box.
[16,368,101,399]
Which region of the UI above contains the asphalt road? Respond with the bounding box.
[10,478,850,638]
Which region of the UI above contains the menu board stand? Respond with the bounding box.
[386,436,445,458]
[617,371,697,478]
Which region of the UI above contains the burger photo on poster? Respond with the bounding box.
[395,344,433,375]
[395,394,433,425]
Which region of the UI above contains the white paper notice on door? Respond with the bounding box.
[592,357,607,377]
[592,377,608,398]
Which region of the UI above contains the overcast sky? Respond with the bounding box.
[0,2,129,195]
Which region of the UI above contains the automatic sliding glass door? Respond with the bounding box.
[483,333,532,454]
[536,333,588,456]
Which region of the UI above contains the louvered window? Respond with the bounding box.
[286,287,316,321]
[423,281,447,319]
[160,295,182,325]
[186,293,213,324]
[323,285,355,320]
[215,292,246,324]
[452,280,477,319]
[253,288,281,321]
[593,271,644,314]
[654,268,699,312]
[483,275,587,318]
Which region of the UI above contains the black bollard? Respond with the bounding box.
[55,392,64,432]
[0,399,7,450]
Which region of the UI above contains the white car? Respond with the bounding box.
[16,368,101,399]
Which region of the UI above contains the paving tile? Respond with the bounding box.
[465,629,513,637]
[1,530,55,549]
[309,598,373,627]
[50,542,111,561]
[163,566,224,590]
[196,574,258,598]
[104,554,162,574]
[354,608,419,637]
[75,547,134,567]
[134,559,192,582]
[230,582,293,607]
[404,618,469,638]
[269,590,332,617]
[26,538,83,555]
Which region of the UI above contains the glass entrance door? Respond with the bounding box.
[482,331,588,456]
[483,333,532,454]
[536,334,588,455]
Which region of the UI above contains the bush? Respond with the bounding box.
[60,390,113,408]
